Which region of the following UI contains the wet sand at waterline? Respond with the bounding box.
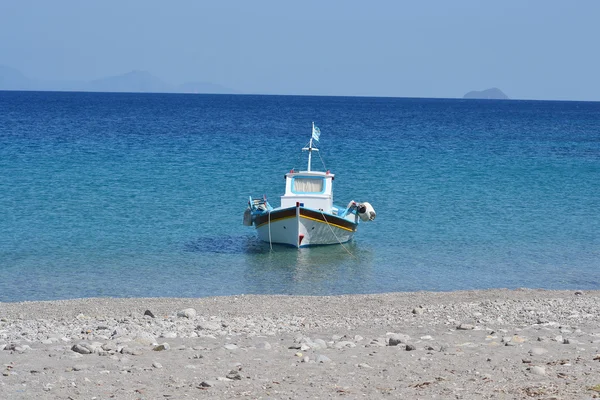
[2,289,600,399]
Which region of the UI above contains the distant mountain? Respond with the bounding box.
[87,70,171,93]
[0,65,235,94]
[463,88,509,100]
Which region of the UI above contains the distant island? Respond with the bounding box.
[0,65,236,94]
[463,88,509,100]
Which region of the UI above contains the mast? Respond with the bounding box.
[302,121,319,172]
[307,122,314,172]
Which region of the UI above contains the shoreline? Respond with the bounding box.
[2,287,594,310]
[2,289,600,399]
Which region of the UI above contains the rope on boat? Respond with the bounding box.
[320,211,356,259]
[316,150,327,171]
[268,210,273,251]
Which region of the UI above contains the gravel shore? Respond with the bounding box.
[2,289,600,399]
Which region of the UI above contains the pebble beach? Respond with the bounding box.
[2,289,600,399]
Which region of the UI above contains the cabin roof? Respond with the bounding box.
[285,170,334,178]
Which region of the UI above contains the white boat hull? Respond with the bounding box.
[254,206,357,248]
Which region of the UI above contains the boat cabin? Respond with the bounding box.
[280,170,334,212]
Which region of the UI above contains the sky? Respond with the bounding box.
[1,0,599,101]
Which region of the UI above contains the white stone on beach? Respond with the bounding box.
[226,370,242,380]
[133,332,156,346]
[316,354,331,363]
[299,337,327,349]
[529,366,546,375]
[121,346,143,355]
[14,344,31,352]
[388,333,410,346]
[197,321,221,331]
[224,344,238,350]
[370,338,387,347]
[72,364,89,371]
[177,308,197,319]
[153,343,170,351]
[72,343,94,354]
[529,347,548,356]
[101,342,118,352]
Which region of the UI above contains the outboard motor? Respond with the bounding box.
[243,208,253,226]
[357,202,376,221]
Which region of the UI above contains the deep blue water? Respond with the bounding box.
[1,91,599,302]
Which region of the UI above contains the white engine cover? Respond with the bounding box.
[358,202,376,221]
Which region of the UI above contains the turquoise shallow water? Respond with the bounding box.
[1,91,599,301]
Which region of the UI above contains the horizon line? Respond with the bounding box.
[2,88,600,103]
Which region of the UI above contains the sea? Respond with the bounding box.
[1,91,599,302]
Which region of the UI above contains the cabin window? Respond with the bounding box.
[292,177,324,193]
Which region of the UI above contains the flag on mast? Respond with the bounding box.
[312,124,321,141]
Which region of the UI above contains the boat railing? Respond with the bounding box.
[248,196,272,212]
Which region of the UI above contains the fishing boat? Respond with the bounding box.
[243,123,376,248]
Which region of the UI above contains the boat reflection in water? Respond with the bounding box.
[242,242,375,296]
